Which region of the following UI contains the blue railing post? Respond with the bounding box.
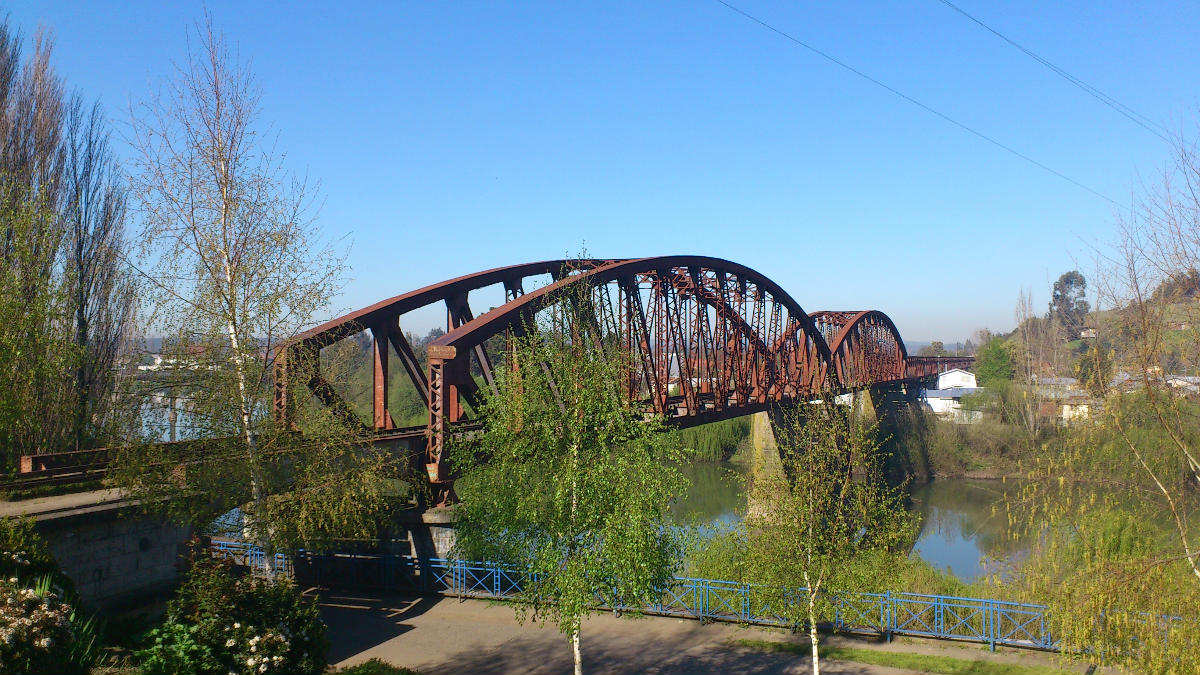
[885,591,893,642]
[988,600,996,652]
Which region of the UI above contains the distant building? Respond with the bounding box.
[1033,375,1094,425]
[921,369,982,424]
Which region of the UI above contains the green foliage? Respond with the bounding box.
[888,408,1028,479]
[744,400,917,673]
[684,524,748,581]
[1074,345,1113,397]
[450,285,690,656]
[137,555,328,675]
[738,640,1070,675]
[335,659,423,675]
[678,416,750,462]
[1048,270,1089,339]
[1003,393,1200,673]
[0,517,73,595]
[973,338,1014,386]
[112,347,397,556]
[138,620,217,675]
[0,198,78,469]
[917,340,949,357]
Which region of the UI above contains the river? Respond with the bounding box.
[672,461,1021,583]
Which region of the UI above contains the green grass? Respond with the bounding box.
[336,658,423,675]
[737,639,1071,675]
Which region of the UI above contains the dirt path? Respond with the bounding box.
[320,591,1079,674]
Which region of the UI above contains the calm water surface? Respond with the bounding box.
[673,461,1020,583]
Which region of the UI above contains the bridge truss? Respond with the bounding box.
[278,257,972,503]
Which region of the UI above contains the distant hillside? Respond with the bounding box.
[905,340,972,356]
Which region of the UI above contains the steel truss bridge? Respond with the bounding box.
[278,257,972,504]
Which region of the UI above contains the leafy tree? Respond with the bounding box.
[1006,396,1200,673]
[61,97,137,451]
[0,20,137,468]
[1003,126,1200,673]
[451,280,689,675]
[1048,270,1089,339]
[973,337,1014,386]
[1074,344,1113,397]
[916,340,948,357]
[745,400,916,675]
[115,18,392,566]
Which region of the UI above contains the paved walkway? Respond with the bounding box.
[320,591,1081,674]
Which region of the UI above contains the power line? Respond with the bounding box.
[714,0,1119,206]
[936,0,1171,144]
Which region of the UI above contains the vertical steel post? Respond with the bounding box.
[371,322,391,430]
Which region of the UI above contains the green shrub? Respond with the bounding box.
[0,517,74,596]
[0,518,101,674]
[0,579,76,673]
[337,658,423,675]
[138,555,328,675]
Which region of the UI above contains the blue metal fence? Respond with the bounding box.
[208,539,1056,652]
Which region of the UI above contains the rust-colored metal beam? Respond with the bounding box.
[284,255,939,505]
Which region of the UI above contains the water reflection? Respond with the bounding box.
[671,461,1024,583]
[670,461,746,530]
[908,479,1023,582]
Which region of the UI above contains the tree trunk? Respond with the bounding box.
[223,261,272,578]
[804,571,820,675]
[572,628,582,675]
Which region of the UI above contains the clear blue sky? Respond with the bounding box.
[8,1,1199,343]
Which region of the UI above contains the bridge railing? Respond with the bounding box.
[207,540,1056,652]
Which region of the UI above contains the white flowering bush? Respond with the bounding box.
[0,518,101,674]
[0,579,76,673]
[227,623,294,674]
[138,556,327,675]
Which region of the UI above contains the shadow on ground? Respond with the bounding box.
[424,628,887,675]
[319,592,440,664]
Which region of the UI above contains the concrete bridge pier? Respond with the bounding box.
[406,507,457,560]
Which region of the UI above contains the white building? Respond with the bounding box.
[922,369,982,424]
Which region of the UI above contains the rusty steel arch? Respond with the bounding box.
[419,257,837,487]
[276,256,966,503]
[275,259,616,431]
[809,311,908,389]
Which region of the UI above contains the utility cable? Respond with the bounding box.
[715,0,1119,206]
[936,0,1171,144]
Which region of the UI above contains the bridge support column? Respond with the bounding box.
[409,507,457,560]
[867,383,928,483]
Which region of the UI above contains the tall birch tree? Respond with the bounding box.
[120,17,391,563]
[746,400,915,675]
[450,279,689,675]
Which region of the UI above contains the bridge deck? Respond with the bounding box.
[0,489,130,521]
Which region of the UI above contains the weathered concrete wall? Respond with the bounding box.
[409,507,457,560]
[35,504,191,610]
